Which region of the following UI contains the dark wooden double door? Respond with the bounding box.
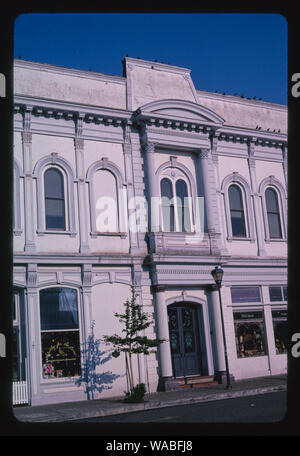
[168,304,202,378]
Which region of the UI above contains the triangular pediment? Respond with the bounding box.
[137,99,224,126]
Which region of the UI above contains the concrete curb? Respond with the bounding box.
[14,384,287,423]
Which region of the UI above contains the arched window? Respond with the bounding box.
[228,184,246,237]
[160,176,192,232]
[44,168,66,230]
[94,169,118,232]
[265,188,282,239]
[39,287,81,379]
[161,177,175,232]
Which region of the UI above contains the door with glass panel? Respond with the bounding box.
[168,304,201,377]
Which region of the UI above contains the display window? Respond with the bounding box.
[272,310,287,354]
[39,287,81,379]
[234,311,267,358]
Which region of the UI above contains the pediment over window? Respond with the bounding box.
[134,99,225,127]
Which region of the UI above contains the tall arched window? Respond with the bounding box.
[161,177,175,232]
[228,184,246,237]
[94,169,118,232]
[44,167,66,230]
[265,188,282,239]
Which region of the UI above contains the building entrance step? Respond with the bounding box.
[177,375,218,389]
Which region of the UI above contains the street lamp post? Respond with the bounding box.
[211,265,232,390]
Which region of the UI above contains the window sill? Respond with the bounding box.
[90,232,127,239]
[227,236,256,242]
[265,238,287,243]
[37,230,77,237]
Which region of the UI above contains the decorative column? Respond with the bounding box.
[210,134,229,256]
[74,114,90,253]
[143,141,160,233]
[247,138,267,257]
[155,286,180,391]
[206,285,233,384]
[22,106,36,253]
[26,264,41,404]
[123,125,139,254]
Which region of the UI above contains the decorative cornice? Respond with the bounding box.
[14,97,131,129]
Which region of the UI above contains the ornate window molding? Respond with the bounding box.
[221,172,256,242]
[156,158,198,233]
[14,160,23,236]
[258,176,287,242]
[33,154,76,236]
[86,158,127,238]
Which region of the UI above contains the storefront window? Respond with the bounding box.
[234,311,266,358]
[272,310,287,354]
[40,288,81,379]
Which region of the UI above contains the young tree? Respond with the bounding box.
[103,286,165,401]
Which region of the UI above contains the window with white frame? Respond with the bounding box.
[94,169,119,233]
[44,167,66,230]
[258,177,287,242]
[265,187,283,239]
[39,288,81,379]
[228,184,247,237]
[221,173,255,242]
[160,175,192,232]
[34,154,76,236]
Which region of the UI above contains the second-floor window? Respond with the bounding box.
[44,167,66,230]
[228,184,246,237]
[160,177,192,232]
[265,187,282,239]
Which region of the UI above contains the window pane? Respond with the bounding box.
[267,213,282,238]
[175,179,188,203]
[40,288,79,330]
[45,168,64,199]
[229,185,243,210]
[161,178,173,199]
[230,210,246,236]
[45,199,65,229]
[231,287,261,303]
[283,287,288,301]
[269,287,283,302]
[265,188,279,213]
[41,330,81,378]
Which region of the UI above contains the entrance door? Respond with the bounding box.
[168,304,201,378]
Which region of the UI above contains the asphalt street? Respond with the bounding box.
[73,391,287,423]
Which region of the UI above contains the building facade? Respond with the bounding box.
[13,57,287,406]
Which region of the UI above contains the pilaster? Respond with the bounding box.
[22,106,36,253]
[247,138,267,257]
[74,115,90,253]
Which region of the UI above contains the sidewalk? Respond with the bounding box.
[13,374,287,423]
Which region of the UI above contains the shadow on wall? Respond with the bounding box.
[75,321,121,400]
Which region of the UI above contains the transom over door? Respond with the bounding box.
[168,304,202,378]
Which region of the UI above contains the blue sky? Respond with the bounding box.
[14,13,287,105]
